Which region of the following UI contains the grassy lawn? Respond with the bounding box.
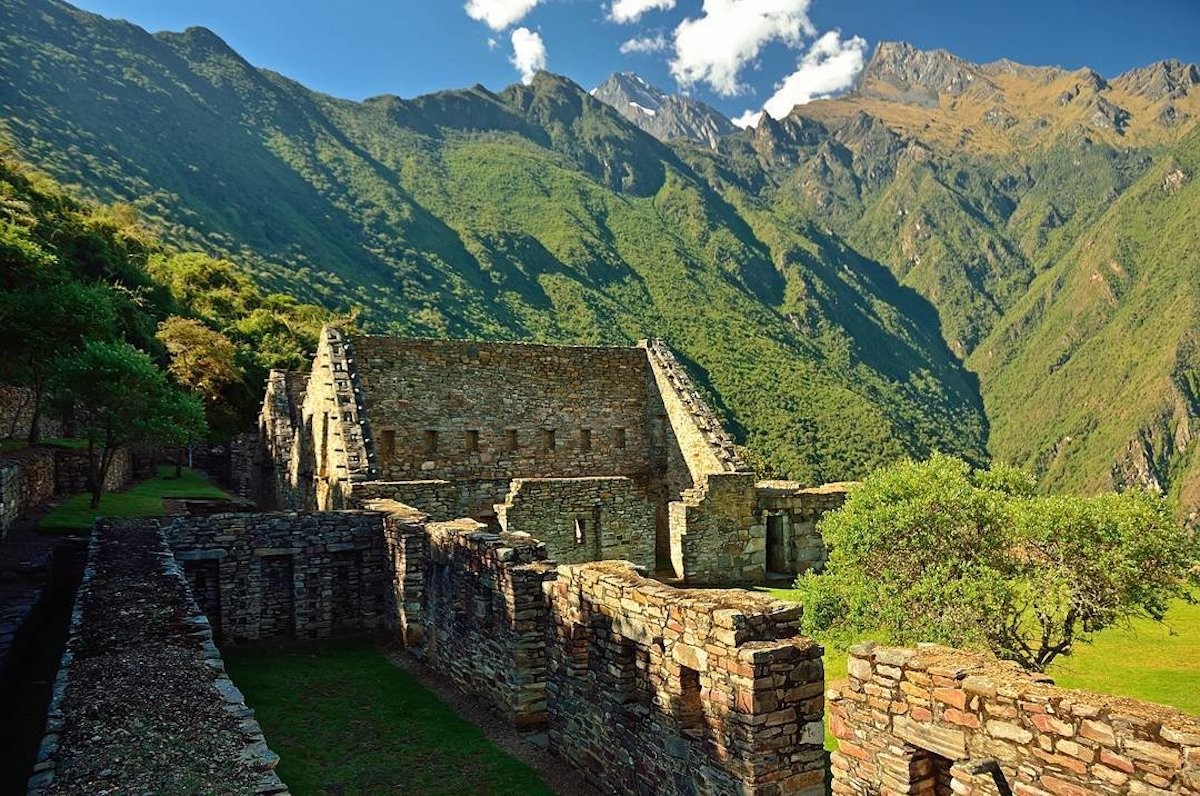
[223,641,553,795]
[39,465,232,533]
[1047,599,1200,715]
[762,587,1200,748]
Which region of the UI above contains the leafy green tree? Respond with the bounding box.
[156,316,244,404]
[155,388,208,478]
[0,279,117,442]
[50,340,206,507]
[798,454,1199,670]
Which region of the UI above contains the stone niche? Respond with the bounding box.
[829,643,1200,796]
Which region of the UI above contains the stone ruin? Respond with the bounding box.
[258,327,848,584]
[829,643,1200,795]
[23,327,1200,794]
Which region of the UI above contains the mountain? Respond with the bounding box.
[591,72,736,149]
[1,0,1196,514]
[0,0,988,484]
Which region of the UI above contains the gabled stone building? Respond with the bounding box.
[260,327,846,584]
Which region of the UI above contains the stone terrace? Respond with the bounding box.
[28,520,284,794]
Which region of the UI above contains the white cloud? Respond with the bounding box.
[732,109,765,128]
[669,0,816,96]
[734,31,867,126]
[619,33,669,54]
[465,0,542,31]
[487,37,498,50]
[610,0,675,24]
[510,27,547,84]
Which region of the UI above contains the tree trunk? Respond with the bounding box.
[91,445,115,510]
[176,447,183,478]
[87,437,100,509]
[26,373,44,446]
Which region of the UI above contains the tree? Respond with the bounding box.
[155,389,208,478]
[0,279,117,442]
[156,316,244,404]
[796,454,1200,671]
[50,340,207,507]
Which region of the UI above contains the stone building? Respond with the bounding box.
[259,327,847,584]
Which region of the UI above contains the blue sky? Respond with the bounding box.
[71,0,1200,125]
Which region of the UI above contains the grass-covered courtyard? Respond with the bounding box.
[223,641,553,795]
[39,465,232,533]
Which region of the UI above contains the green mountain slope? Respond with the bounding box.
[969,125,1200,515]
[0,0,988,482]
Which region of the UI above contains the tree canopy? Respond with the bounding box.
[797,453,1200,670]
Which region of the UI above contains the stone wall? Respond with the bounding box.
[754,480,851,575]
[670,472,762,583]
[829,643,1200,796]
[0,385,63,441]
[164,512,389,644]
[52,447,132,496]
[353,337,656,486]
[545,560,827,795]
[495,477,656,568]
[351,478,472,521]
[258,370,309,509]
[0,448,55,542]
[28,519,285,794]
[419,518,557,726]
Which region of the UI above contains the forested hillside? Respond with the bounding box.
[2,0,1197,510]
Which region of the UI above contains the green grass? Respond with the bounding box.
[222,641,553,795]
[2,437,99,453]
[38,465,232,532]
[1047,600,1200,715]
[0,439,25,454]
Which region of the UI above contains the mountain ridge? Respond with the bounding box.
[2,0,1197,514]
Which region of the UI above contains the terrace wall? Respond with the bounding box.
[27,519,284,794]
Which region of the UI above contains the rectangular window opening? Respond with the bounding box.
[574,517,587,545]
[542,428,556,452]
[580,428,592,452]
[505,428,518,451]
[464,429,480,452]
[423,429,438,454]
[613,427,627,449]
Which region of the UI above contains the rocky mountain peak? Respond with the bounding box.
[591,72,735,149]
[856,41,993,106]
[1114,59,1200,102]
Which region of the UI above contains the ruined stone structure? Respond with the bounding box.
[260,327,847,583]
[29,520,284,794]
[159,503,828,795]
[0,446,133,543]
[829,643,1200,795]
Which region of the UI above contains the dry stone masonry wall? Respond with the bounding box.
[495,476,656,568]
[352,337,655,486]
[165,512,389,644]
[829,642,1200,796]
[419,518,556,726]
[545,561,827,796]
[28,519,285,794]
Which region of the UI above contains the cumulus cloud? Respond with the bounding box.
[510,27,547,84]
[610,0,676,24]
[669,0,816,96]
[465,0,542,31]
[619,33,670,54]
[732,31,868,127]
